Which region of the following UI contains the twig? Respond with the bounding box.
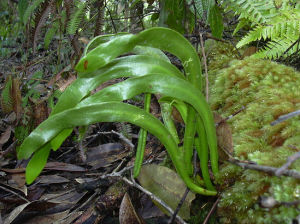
[104,0,117,33]
[229,159,300,180]
[271,109,300,126]
[119,176,187,224]
[103,130,135,149]
[85,130,135,149]
[101,164,186,224]
[199,32,209,101]
[203,197,220,224]
[215,106,245,127]
[275,146,300,176]
[168,188,190,224]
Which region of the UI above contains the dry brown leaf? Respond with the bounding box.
[11,78,22,121]
[56,74,76,92]
[138,164,195,220]
[0,126,12,150]
[86,143,127,169]
[37,175,70,184]
[4,202,31,224]
[47,65,71,88]
[10,173,26,188]
[119,193,145,224]
[44,162,86,172]
[40,190,86,204]
[214,112,234,160]
[28,98,49,126]
[73,206,94,224]
[242,46,257,58]
[23,210,70,224]
[4,201,57,224]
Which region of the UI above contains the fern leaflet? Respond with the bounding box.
[67,1,88,35]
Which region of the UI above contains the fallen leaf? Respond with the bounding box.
[214,113,234,160]
[4,202,31,224]
[242,46,257,58]
[40,190,86,204]
[0,126,12,150]
[138,164,195,220]
[44,162,86,172]
[86,143,127,169]
[119,193,145,224]
[37,175,70,184]
[10,173,26,188]
[4,201,56,224]
[56,74,76,92]
[73,206,94,224]
[23,210,70,224]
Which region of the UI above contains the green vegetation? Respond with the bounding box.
[1,0,300,223]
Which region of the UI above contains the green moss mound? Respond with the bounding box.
[210,57,300,223]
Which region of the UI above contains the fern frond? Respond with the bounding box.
[32,0,52,52]
[44,20,59,49]
[252,37,299,59]
[233,18,249,36]
[0,76,13,114]
[23,0,45,25]
[224,0,277,24]
[18,0,29,23]
[236,25,263,48]
[67,1,88,35]
[236,16,300,48]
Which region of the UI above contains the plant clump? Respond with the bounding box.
[210,57,300,223]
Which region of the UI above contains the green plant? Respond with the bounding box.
[223,0,300,59]
[17,27,219,195]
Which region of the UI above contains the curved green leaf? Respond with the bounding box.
[76,27,201,88]
[19,102,216,195]
[26,143,51,184]
[49,55,184,149]
[75,28,208,177]
[76,74,218,174]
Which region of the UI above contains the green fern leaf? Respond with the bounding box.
[233,18,249,36]
[225,0,277,24]
[18,0,29,23]
[0,76,13,114]
[236,25,263,48]
[44,21,59,49]
[23,0,45,25]
[67,1,87,35]
[253,37,297,59]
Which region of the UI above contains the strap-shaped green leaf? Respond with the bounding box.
[52,55,183,115]
[76,28,216,175]
[77,74,217,173]
[49,55,184,150]
[18,28,219,194]
[19,102,216,195]
[77,27,201,88]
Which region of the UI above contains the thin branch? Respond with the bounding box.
[100,130,135,149]
[80,163,187,224]
[271,109,300,126]
[168,188,190,224]
[275,146,300,176]
[117,176,187,224]
[229,159,300,180]
[203,197,220,224]
[215,106,245,127]
[104,0,117,33]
